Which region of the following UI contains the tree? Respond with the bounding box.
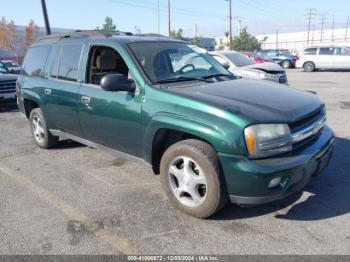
[231,27,262,52]
[101,17,116,32]
[170,28,184,40]
[0,17,9,49]
[24,20,38,46]
[7,20,18,54]
[192,36,201,46]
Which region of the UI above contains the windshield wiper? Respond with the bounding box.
[202,73,234,79]
[156,76,211,84]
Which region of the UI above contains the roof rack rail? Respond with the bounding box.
[133,33,169,38]
[37,30,133,43]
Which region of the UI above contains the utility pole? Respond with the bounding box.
[168,0,171,37]
[305,8,316,46]
[40,0,51,35]
[332,15,335,42]
[275,29,279,49]
[158,0,160,34]
[226,0,232,50]
[234,16,242,35]
[320,14,326,42]
[346,16,349,40]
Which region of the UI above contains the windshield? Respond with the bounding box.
[4,61,18,67]
[128,42,229,83]
[222,52,255,67]
[0,62,9,74]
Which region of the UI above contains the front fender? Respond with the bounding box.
[143,112,242,164]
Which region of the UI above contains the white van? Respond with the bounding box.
[296,46,350,72]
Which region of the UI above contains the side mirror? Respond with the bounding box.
[101,74,135,92]
[222,62,230,70]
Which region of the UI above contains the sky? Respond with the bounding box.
[1,0,350,37]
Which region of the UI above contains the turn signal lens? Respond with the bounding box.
[244,128,256,155]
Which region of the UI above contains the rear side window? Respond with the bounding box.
[22,46,50,77]
[57,44,83,81]
[303,48,317,55]
[319,47,334,55]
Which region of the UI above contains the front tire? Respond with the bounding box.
[29,108,58,149]
[303,61,315,72]
[160,139,228,218]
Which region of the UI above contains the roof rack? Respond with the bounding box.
[133,33,169,38]
[37,30,133,43]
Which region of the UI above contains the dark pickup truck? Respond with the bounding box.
[0,61,17,108]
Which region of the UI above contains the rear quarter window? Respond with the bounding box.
[303,48,317,55]
[319,47,334,55]
[22,45,51,77]
[57,44,83,82]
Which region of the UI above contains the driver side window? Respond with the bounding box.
[86,46,130,86]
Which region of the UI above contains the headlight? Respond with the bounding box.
[244,124,292,158]
[259,72,266,79]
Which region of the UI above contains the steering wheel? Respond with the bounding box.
[176,64,195,73]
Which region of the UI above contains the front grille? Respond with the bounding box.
[0,80,16,94]
[289,107,323,131]
[266,70,284,75]
[289,107,326,150]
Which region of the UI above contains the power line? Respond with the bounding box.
[106,0,224,19]
[236,0,292,17]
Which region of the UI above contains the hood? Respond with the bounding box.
[0,73,18,81]
[243,62,285,73]
[166,79,322,124]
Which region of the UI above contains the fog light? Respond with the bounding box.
[268,177,282,189]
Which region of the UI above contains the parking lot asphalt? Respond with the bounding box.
[0,69,350,255]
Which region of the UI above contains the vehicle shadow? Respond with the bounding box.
[54,140,86,150]
[212,136,350,221]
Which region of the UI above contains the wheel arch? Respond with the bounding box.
[143,113,235,175]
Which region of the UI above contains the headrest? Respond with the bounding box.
[96,54,116,71]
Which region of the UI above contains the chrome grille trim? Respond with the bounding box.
[292,116,326,144]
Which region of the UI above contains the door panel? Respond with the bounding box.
[78,85,143,157]
[317,47,334,68]
[42,79,82,136]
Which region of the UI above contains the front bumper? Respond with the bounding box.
[0,92,17,105]
[218,125,334,205]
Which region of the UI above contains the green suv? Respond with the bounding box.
[17,31,334,218]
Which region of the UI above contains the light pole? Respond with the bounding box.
[226,0,232,50]
[168,0,171,37]
[158,0,160,34]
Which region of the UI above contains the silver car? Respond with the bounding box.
[296,46,350,72]
[210,51,288,84]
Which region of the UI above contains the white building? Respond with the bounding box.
[215,28,350,52]
[256,28,350,52]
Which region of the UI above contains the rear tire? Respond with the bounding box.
[281,60,292,69]
[160,139,228,218]
[303,61,315,72]
[29,108,58,149]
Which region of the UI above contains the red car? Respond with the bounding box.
[243,51,273,63]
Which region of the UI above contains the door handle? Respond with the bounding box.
[81,96,91,104]
[44,88,52,95]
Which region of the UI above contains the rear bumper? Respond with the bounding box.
[218,125,334,205]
